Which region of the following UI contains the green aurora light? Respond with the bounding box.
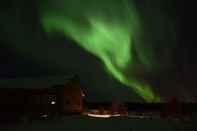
[40,0,162,102]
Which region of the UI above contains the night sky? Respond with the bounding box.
[0,0,196,102]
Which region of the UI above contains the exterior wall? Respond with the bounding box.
[26,88,58,119]
[0,76,85,121]
[0,89,26,122]
[61,78,84,114]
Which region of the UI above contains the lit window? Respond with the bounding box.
[41,114,48,118]
[51,101,56,105]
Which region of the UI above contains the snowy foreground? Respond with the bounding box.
[1,116,197,131]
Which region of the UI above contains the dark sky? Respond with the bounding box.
[0,0,196,102]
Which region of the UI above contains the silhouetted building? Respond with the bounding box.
[60,76,84,114]
[26,88,58,119]
[0,76,85,121]
[0,88,26,122]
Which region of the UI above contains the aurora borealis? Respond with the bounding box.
[0,0,196,103]
[40,0,164,102]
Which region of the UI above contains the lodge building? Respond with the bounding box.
[0,76,85,121]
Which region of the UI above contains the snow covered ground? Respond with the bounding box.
[1,116,196,131]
